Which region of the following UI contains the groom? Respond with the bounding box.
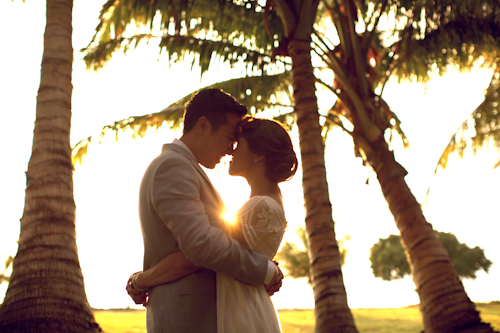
[129,88,283,332]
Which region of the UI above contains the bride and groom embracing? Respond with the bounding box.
[126,88,298,332]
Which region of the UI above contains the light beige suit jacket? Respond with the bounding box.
[139,143,268,332]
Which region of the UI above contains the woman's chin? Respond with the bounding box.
[228,167,239,177]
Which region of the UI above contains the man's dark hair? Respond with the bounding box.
[183,88,248,134]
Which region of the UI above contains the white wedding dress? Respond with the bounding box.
[216,196,286,333]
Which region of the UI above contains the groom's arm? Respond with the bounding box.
[215,221,283,290]
[219,223,247,248]
[152,155,274,286]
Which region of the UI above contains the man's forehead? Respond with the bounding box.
[216,121,238,138]
[227,115,241,132]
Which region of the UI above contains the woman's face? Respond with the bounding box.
[228,136,257,177]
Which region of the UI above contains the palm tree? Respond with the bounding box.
[0,1,101,332]
[309,1,500,332]
[80,0,500,332]
[271,2,358,332]
[81,1,357,332]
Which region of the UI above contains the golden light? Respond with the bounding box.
[224,210,236,224]
[2,0,499,312]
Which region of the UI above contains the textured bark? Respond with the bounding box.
[290,39,358,333]
[361,136,496,333]
[0,1,101,332]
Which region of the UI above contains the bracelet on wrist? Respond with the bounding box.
[131,273,148,292]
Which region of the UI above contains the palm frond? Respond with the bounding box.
[321,109,350,143]
[72,72,292,165]
[379,10,500,83]
[158,35,285,74]
[319,98,408,149]
[72,103,186,165]
[387,108,409,149]
[0,255,13,285]
[88,0,282,44]
[82,0,285,71]
[435,65,500,173]
[83,33,285,73]
[423,64,500,206]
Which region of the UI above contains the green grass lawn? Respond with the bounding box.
[93,302,500,333]
[277,307,424,333]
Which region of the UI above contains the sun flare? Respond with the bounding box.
[223,210,236,224]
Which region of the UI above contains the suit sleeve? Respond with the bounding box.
[151,155,268,286]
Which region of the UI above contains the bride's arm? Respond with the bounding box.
[133,251,198,290]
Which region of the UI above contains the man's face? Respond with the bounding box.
[228,136,257,178]
[201,112,241,169]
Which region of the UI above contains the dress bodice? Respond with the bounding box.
[217,195,284,333]
[235,196,287,260]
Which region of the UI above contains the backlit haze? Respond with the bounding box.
[1,0,499,310]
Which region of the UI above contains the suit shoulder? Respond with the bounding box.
[153,149,193,168]
[148,150,200,184]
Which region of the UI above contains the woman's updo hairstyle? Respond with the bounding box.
[239,116,298,183]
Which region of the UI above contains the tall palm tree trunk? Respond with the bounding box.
[362,136,496,333]
[0,1,101,332]
[290,39,358,333]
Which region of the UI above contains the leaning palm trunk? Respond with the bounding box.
[359,136,496,333]
[321,0,499,330]
[0,1,100,332]
[290,39,358,333]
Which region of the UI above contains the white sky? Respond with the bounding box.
[1,0,499,311]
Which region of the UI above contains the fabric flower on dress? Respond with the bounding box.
[256,208,271,229]
[268,235,279,247]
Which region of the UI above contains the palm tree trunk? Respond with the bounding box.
[289,39,358,333]
[361,135,496,333]
[0,1,101,332]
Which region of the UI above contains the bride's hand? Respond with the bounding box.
[264,262,283,296]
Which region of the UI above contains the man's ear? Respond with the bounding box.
[196,116,211,135]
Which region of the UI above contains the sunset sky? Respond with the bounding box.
[1,0,499,310]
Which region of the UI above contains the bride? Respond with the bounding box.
[126,116,298,332]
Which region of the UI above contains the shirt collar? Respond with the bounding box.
[171,138,197,161]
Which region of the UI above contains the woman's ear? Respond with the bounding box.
[255,155,264,162]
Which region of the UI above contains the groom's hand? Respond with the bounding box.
[264,262,283,296]
[126,273,148,307]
